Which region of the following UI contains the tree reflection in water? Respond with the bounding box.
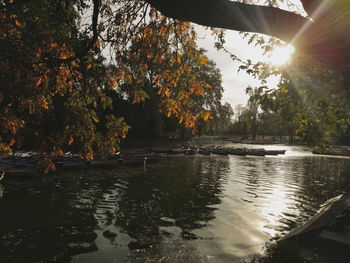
[88,156,230,262]
[1,151,350,262]
[0,155,229,262]
[0,174,99,262]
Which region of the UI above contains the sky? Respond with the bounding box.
[193,0,306,110]
[195,26,281,110]
[100,1,300,110]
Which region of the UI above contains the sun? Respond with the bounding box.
[268,44,295,66]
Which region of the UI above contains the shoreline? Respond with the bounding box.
[2,137,350,178]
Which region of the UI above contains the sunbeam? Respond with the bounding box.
[291,0,331,45]
[268,44,295,66]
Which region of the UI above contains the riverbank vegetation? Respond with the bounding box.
[2,0,350,168]
[0,0,233,171]
[144,0,350,154]
[1,1,350,263]
[229,38,350,150]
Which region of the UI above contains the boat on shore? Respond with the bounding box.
[227,148,247,156]
[197,147,211,155]
[0,144,288,178]
[211,147,228,155]
[119,153,162,166]
[0,152,164,178]
[264,149,286,155]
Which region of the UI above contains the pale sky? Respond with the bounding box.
[196,26,281,109]
[194,0,306,109]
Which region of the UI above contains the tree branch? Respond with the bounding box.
[92,0,100,42]
[146,0,350,69]
[299,0,321,17]
[146,0,310,43]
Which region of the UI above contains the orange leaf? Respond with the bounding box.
[36,48,42,58]
[200,57,208,65]
[68,137,74,145]
[164,88,170,97]
[157,87,163,95]
[86,64,92,70]
[177,54,181,64]
[9,138,15,146]
[15,20,23,28]
[86,153,94,161]
[71,61,78,67]
[205,83,212,88]
[109,147,116,155]
[203,111,211,121]
[94,40,101,49]
[179,116,183,124]
[35,77,42,87]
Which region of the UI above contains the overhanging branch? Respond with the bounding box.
[146,0,310,43]
[146,0,350,69]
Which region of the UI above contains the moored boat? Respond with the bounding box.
[169,148,187,154]
[119,153,162,166]
[227,148,247,156]
[245,148,265,156]
[198,148,211,155]
[211,147,228,155]
[264,149,286,155]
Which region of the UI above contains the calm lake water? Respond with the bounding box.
[1,144,350,262]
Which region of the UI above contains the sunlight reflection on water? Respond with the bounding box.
[1,144,350,262]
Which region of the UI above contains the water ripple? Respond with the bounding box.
[2,145,350,262]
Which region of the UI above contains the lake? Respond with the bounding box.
[1,144,350,262]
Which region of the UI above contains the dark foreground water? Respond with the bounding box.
[1,145,350,262]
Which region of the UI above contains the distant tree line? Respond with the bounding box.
[231,52,350,149]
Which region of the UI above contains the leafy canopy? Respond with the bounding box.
[0,0,221,170]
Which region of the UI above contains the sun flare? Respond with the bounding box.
[268,44,295,66]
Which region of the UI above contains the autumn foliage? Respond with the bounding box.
[0,0,220,170]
